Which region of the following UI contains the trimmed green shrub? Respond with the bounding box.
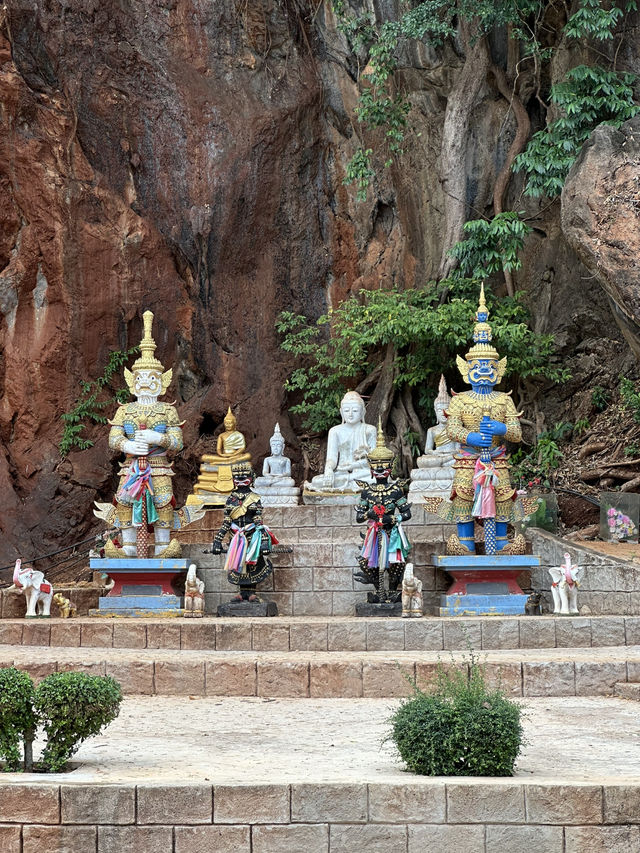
[0,668,38,771]
[389,656,523,776]
[35,672,122,772]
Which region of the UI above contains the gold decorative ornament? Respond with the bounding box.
[123,310,173,395]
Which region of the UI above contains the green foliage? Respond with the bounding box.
[625,441,640,457]
[345,147,375,201]
[59,347,139,457]
[574,417,590,435]
[278,216,567,432]
[35,673,122,772]
[448,213,532,277]
[389,653,523,776]
[0,669,37,772]
[591,384,611,411]
[514,65,639,198]
[277,280,568,432]
[620,377,640,423]
[564,0,636,41]
[334,0,638,201]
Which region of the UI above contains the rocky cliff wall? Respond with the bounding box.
[0,1,633,564]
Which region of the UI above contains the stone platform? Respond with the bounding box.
[1,696,639,852]
[2,641,640,698]
[2,614,639,651]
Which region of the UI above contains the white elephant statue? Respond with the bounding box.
[183,563,205,618]
[10,559,54,618]
[549,553,584,615]
[401,562,423,618]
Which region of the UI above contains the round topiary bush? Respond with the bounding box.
[389,657,523,777]
[0,668,38,771]
[35,672,122,772]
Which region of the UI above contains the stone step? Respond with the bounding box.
[1,695,638,851]
[2,614,638,652]
[2,644,639,698]
[614,682,640,700]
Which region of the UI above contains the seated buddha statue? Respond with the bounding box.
[303,390,377,504]
[408,375,459,502]
[254,422,300,506]
[190,407,252,506]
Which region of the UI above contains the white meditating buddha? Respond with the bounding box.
[408,375,459,502]
[254,423,300,506]
[303,390,377,504]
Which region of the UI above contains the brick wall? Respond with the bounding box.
[527,530,640,615]
[0,781,637,852]
[180,506,454,615]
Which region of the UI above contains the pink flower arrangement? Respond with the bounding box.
[606,506,637,542]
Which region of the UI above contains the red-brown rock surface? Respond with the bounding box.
[562,117,640,359]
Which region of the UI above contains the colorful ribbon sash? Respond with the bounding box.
[224,523,279,573]
[464,446,505,519]
[361,519,410,568]
[117,450,163,526]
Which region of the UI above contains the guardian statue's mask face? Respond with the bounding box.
[468,358,498,387]
[370,463,392,481]
[133,370,162,397]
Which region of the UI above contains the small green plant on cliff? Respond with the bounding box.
[591,384,610,412]
[514,65,640,198]
[0,668,122,773]
[620,377,640,423]
[59,347,139,457]
[0,669,38,772]
[448,212,531,278]
[389,653,523,776]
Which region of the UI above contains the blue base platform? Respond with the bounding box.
[439,593,529,616]
[433,554,539,616]
[90,558,188,617]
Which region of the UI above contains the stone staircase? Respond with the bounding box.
[2,508,640,851]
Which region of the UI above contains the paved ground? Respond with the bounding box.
[14,695,640,785]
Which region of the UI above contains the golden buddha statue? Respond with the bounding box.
[189,407,252,506]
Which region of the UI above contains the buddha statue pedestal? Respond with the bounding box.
[254,423,300,507]
[188,407,252,507]
[303,391,376,505]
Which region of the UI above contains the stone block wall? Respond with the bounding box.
[528,529,640,615]
[1,781,638,852]
[0,587,100,619]
[180,506,454,615]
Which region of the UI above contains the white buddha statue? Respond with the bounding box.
[254,423,300,506]
[303,390,377,504]
[408,375,459,502]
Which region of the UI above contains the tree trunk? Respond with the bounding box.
[365,343,397,429]
[23,731,34,772]
[438,24,490,278]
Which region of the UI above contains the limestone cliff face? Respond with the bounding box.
[562,117,640,360]
[0,1,631,564]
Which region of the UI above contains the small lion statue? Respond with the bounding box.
[401,562,423,618]
[183,563,205,618]
[53,592,76,619]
